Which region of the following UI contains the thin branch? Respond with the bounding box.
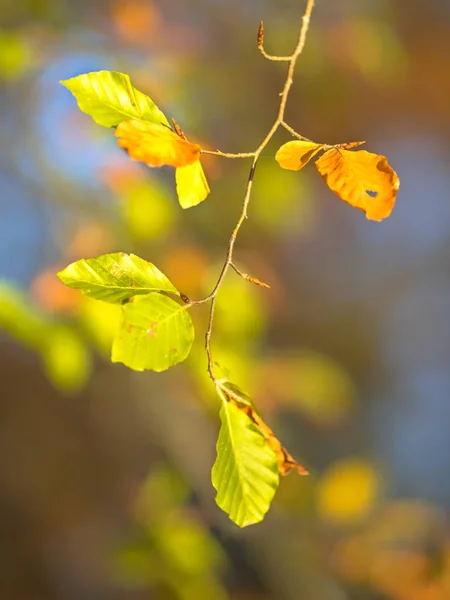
[195,0,316,383]
[281,120,312,141]
[257,20,291,62]
[258,50,292,62]
[201,149,255,159]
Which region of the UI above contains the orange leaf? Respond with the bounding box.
[115,120,201,168]
[275,140,325,171]
[315,148,400,221]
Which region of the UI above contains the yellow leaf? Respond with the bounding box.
[275,140,325,171]
[115,120,201,168]
[315,148,399,221]
[175,159,210,208]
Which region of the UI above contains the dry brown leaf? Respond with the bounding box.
[220,382,308,476]
[254,414,309,475]
[315,148,400,221]
[115,119,201,168]
[275,140,325,171]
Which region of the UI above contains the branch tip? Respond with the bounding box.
[257,21,264,47]
[231,263,271,289]
[172,117,187,140]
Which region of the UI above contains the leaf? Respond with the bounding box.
[116,120,201,168]
[212,395,279,527]
[61,70,170,128]
[315,148,400,221]
[275,140,325,171]
[111,293,194,372]
[175,160,210,208]
[218,381,309,476]
[58,253,179,303]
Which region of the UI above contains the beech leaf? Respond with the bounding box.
[115,120,201,168]
[112,293,194,372]
[175,159,210,208]
[61,71,170,128]
[212,394,279,527]
[57,253,178,303]
[218,381,309,476]
[275,140,325,171]
[315,148,400,221]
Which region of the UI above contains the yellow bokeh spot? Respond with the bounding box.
[346,18,408,87]
[256,351,354,425]
[251,159,316,236]
[317,458,379,525]
[78,297,121,357]
[122,180,175,240]
[0,30,32,79]
[42,326,91,392]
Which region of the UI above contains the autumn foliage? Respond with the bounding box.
[57,0,400,527]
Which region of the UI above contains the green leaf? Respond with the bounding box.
[112,293,194,372]
[212,397,279,527]
[57,253,178,304]
[61,70,170,128]
[175,160,210,208]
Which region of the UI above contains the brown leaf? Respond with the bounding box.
[115,120,201,168]
[315,148,400,221]
[275,140,325,171]
[219,381,309,476]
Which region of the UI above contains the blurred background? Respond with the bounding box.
[1,0,450,598]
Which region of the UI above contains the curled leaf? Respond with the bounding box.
[175,159,210,208]
[315,148,399,221]
[275,140,325,171]
[218,381,308,476]
[115,120,201,168]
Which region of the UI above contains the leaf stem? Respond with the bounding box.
[194,0,315,383]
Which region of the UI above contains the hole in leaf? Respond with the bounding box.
[365,190,378,198]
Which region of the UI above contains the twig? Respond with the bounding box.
[230,262,271,288]
[193,0,316,383]
[201,149,255,159]
[281,120,312,141]
[257,20,291,62]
